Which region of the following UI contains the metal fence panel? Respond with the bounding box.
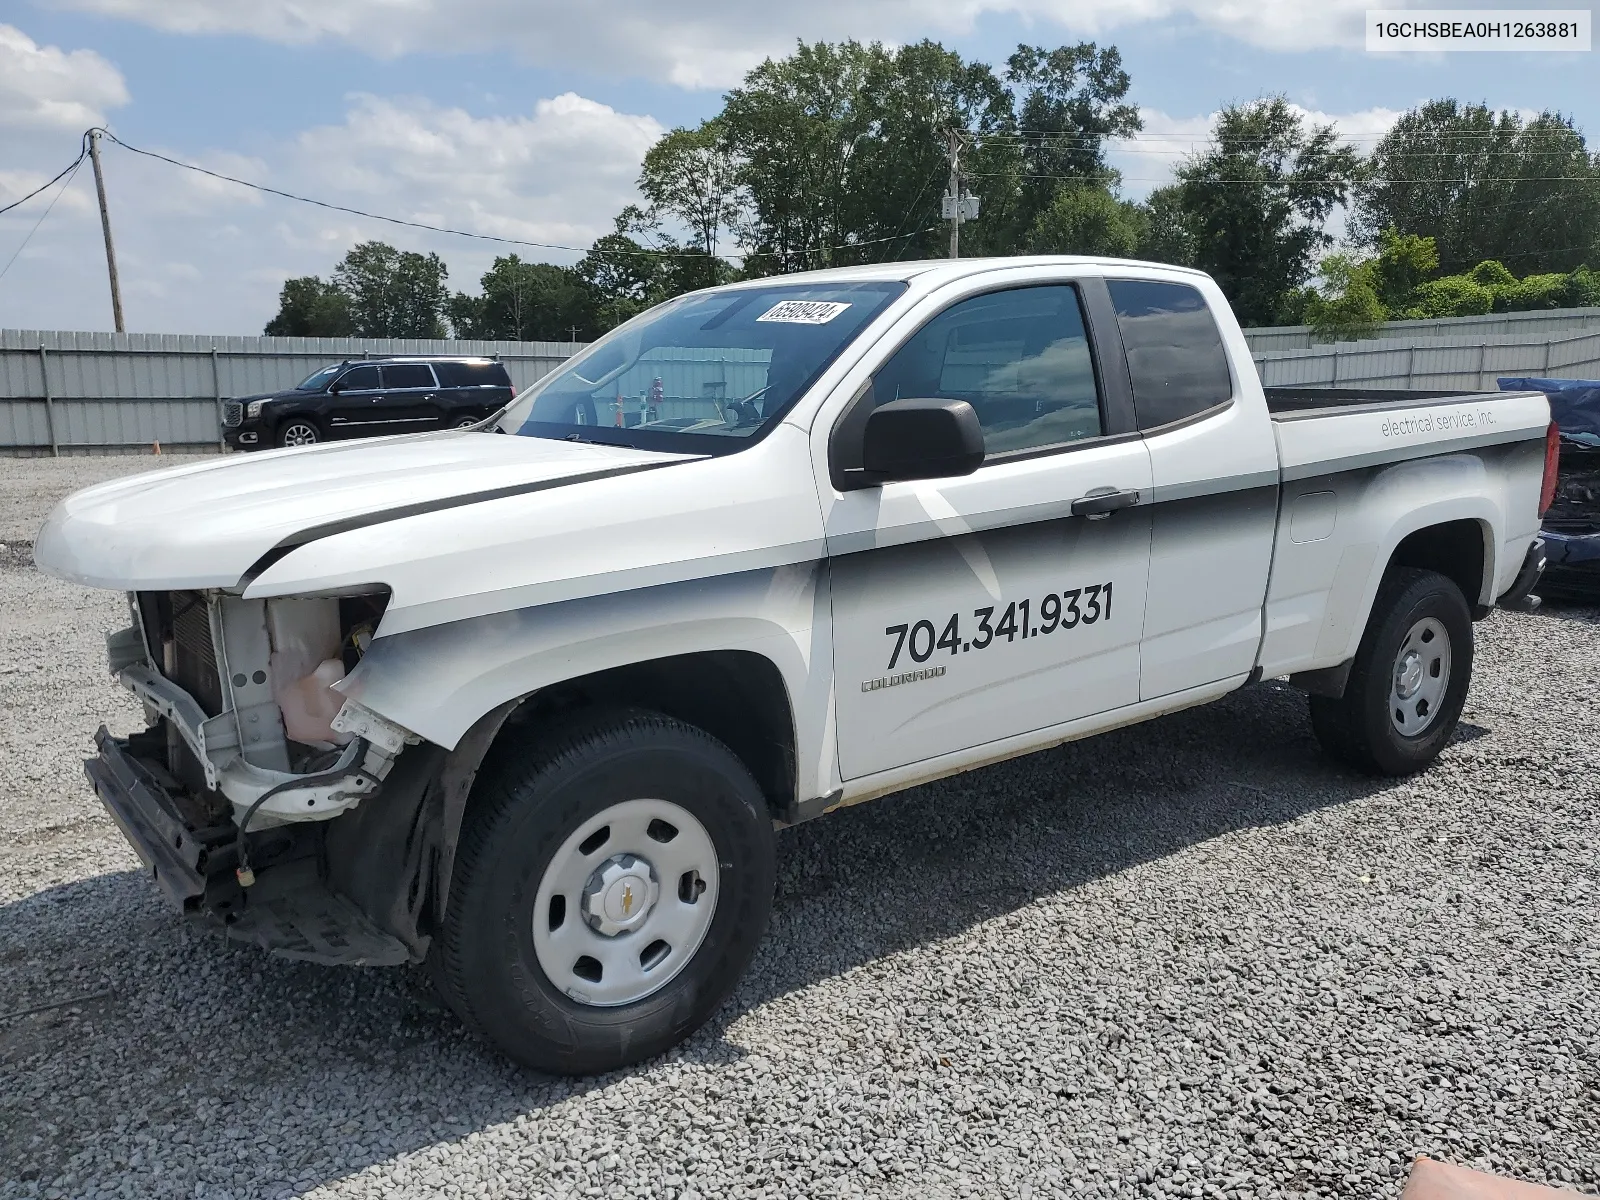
[0,329,585,452]
[1253,328,1600,391]
[1243,306,1600,353]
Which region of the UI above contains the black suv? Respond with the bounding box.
[222,357,516,450]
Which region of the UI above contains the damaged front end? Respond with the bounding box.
[87,588,453,966]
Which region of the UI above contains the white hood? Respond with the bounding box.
[34,432,693,591]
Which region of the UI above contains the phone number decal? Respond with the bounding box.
[883,582,1114,670]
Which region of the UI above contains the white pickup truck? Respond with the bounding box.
[38,257,1558,1074]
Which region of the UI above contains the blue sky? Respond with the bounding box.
[1,0,1596,334]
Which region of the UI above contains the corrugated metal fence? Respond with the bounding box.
[0,330,584,455]
[1241,306,1600,353]
[1251,328,1600,390]
[9,306,1600,454]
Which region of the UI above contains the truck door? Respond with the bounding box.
[1103,278,1280,700]
[825,282,1155,781]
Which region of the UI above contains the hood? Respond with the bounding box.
[34,431,695,590]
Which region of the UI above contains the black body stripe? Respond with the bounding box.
[237,458,688,587]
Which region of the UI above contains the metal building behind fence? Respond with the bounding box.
[0,330,583,455]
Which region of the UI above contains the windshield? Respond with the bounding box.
[295,364,343,391]
[497,280,906,452]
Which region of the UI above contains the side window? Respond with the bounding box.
[382,363,436,390]
[337,365,380,392]
[1107,280,1233,430]
[872,285,1103,456]
[434,361,509,388]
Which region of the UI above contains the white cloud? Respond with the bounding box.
[54,0,1383,88]
[0,24,127,131]
[0,66,665,332]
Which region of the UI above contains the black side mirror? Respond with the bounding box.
[328,380,343,394]
[855,397,984,486]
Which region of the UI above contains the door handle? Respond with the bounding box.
[1071,488,1141,519]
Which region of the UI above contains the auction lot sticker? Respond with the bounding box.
[757,300,853,324]
[1367,9,1591,51]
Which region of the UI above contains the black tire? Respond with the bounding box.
[434,708,775,1074]
[275,417,322,448]
[450,415,481,429]
[1309,567,1473,775]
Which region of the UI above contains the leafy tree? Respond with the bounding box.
[332,241,450,338]
[448,255,594,341]
[1352,100,1600,275]
[1163,97,1361,326]
[638,122,743,260]
[1005,43,1142,238]
[1304,253,1386,342]
[264,276,354,337]
[576,230,667,330]
[1133,185,1198,267]
[1027,184,1142,256]
[720,40,1019,268]
[1368,229,1439,311]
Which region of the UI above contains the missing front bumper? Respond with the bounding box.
[83,727,409,966]
[84,726,231,910]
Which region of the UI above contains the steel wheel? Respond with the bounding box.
[278,420,320,447]
[532,797,719,1008]
[1388,616,1452,736]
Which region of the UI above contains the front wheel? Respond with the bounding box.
[275,418,322,448]
[1309,567,1473,775]
[434,709,775,1074]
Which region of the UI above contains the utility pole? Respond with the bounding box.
[88,130,125,333]
[945,128,961,259]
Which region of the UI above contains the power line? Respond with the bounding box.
[91,127,937,264]
[0,138,88,217]
[967,169,1600,185]
[0,155,85,284]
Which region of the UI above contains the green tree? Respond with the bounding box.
[263,276,353,337]
[638,122,744,260]
[1368,228,1439,311]
[332,241,451,338]
[1133,185,1198,267]
[1164,97,1361,326]
[719,39,1019,268]
[576,231,666,330]
[1027,184,1142,256]
[1352,100,1600,275]
[448,255,595,341]
[1005,43,1142,238]
[1303,252,1386,342]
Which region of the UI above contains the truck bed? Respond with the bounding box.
[1264,387,1510,416]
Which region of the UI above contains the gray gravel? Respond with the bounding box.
[3,460,1599,1200]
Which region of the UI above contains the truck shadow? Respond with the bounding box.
[0,680,1415,1197]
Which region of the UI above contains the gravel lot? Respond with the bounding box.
[3,458,1598,1200]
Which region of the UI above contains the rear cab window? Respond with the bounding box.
[1107,280,1232,430]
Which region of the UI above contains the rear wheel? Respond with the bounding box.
[276,418,321,448]
[450,416,481,429]
[435,709,775,1074]
[1309,567,1473,775]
